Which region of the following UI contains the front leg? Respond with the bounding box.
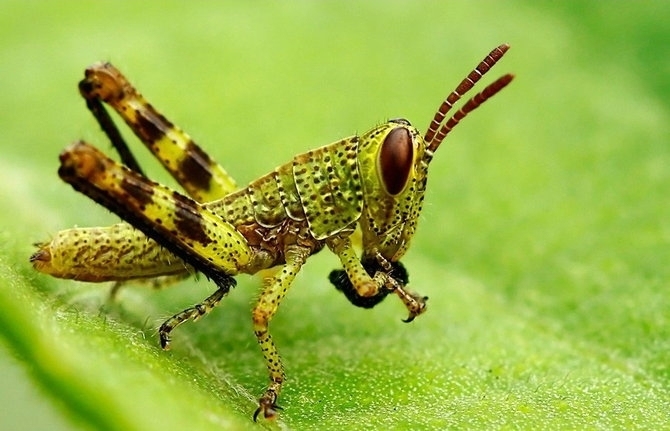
[327,236,428,321]
[372,252,428,322]
[326,235,387,297]
[252,245,311,421]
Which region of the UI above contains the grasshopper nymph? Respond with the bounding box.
[31,44,513,420]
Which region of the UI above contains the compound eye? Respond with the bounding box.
[379,127,413,196]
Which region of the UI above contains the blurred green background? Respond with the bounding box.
[1,1,669,430]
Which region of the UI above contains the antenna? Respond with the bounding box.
[424,44,513,153]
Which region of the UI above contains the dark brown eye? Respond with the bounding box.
[379,127,413,196]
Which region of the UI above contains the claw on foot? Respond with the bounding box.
[253,390,282,421]
[400,294,429,323]
[158,326,172,350]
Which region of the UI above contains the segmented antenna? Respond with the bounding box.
[424,44,513,153]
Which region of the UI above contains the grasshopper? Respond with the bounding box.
[31,44,513,420]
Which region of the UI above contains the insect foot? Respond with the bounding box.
[253,387,282,422]
[159,286,231,349]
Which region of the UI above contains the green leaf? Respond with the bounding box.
[1,1,669,430]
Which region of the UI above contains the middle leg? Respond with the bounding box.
[252,245,311,421]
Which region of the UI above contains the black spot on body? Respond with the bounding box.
[179,140,214,192]
[78,79,97,98]
[120,176,155,207]
[172,191,212,245]
[68,170,233,288]
[135,106,171,143]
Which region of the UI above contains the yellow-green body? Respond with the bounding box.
[35,120,429,285]
[31,45,513,420]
